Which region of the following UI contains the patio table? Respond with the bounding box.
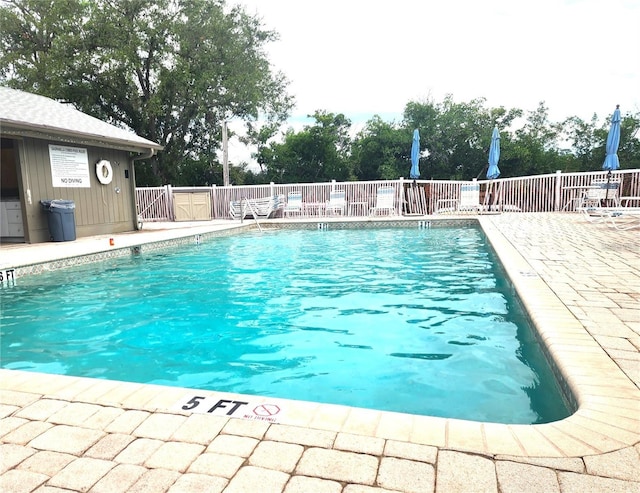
[304,202,326,217]
[348,201,368,216]
[561,185,598,211]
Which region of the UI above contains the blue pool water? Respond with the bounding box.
[0,226,570,423]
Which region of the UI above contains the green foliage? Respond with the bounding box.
[0,0,293,186]
[350,116,408,180]
[401,96,524,180]
[561,114,601,171]
[248,98,640,184]
[257,111,354,183]
[618,113,640,171]
[2,1,639,184]
[0,0,89,93]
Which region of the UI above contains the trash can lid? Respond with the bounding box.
[49,199,76,209]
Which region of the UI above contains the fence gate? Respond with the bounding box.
[136,185,173,222]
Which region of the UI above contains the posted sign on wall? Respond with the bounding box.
[49,144,91,188]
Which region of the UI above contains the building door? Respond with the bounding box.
[1,138,25,242]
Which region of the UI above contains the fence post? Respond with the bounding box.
[165,184,174,221]
[270,182,275,198]
[210,184,217,219]
[554,170,562,212]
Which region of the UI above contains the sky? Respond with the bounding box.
[228,0,639,166]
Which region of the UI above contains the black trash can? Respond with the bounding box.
[40,199,76,241]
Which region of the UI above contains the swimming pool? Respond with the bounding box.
[0,226,570,423]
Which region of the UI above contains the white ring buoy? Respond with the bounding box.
[96,160,113,185]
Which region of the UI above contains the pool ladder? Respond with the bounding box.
[317,223,328,230]
[418,220,431,229]
[241,198,263,232]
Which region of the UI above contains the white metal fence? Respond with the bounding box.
[136,169,640,222]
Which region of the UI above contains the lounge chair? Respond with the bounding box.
[580,205,640,230]
[604,208,640,230]
[283,191,303,217]
[436,182,481,214]
[256,194,284,217]
[404,185,428,215]
[620,196,640,207]
[229,195,284,220]
[326,190,346,216]
[369,186,397,216]
[229,200,246,219]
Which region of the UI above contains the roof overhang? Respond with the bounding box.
[1,120,164,156]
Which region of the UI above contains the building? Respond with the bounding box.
[0,87,163,243]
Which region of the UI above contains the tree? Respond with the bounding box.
[257,111,354,183]
[0,0,89,93]
[0,0,293,186]
[429,96,489,180]
[512,102,563,175]
[561,114,600,171]
[402,96,522,180]
[618,113,640,170]
[351,116,408,180]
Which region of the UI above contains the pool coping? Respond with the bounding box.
[1,215,639,459]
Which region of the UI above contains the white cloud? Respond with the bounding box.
[230,0,639,167]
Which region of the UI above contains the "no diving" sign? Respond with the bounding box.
[172,394,284,423]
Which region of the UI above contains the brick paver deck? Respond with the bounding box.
[1,213,638,492]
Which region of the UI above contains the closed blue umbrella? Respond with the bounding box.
[602,105,621,201]
[487,126,501,179]
[410,129,420,179]
[603,105,621,172]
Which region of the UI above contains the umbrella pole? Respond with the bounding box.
[414,181,426,215]
[412,180,415,214]
[410,179,417,214]
[484,181,493,211]
[494,181,502,211]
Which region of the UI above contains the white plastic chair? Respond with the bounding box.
[458,182,481,212]
[283,191,303,217]
[436,182,481,214]
[369,187,396,216]
[326,190,346,216]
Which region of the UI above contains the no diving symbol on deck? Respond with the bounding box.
[253,404,280,417]
[173,394,285,424]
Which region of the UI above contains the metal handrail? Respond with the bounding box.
[242,198,263,232]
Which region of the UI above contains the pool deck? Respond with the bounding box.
[0,213,638,492]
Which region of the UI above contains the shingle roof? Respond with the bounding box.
[0,87,162,154]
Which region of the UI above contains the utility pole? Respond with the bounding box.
[222,120,229,186]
